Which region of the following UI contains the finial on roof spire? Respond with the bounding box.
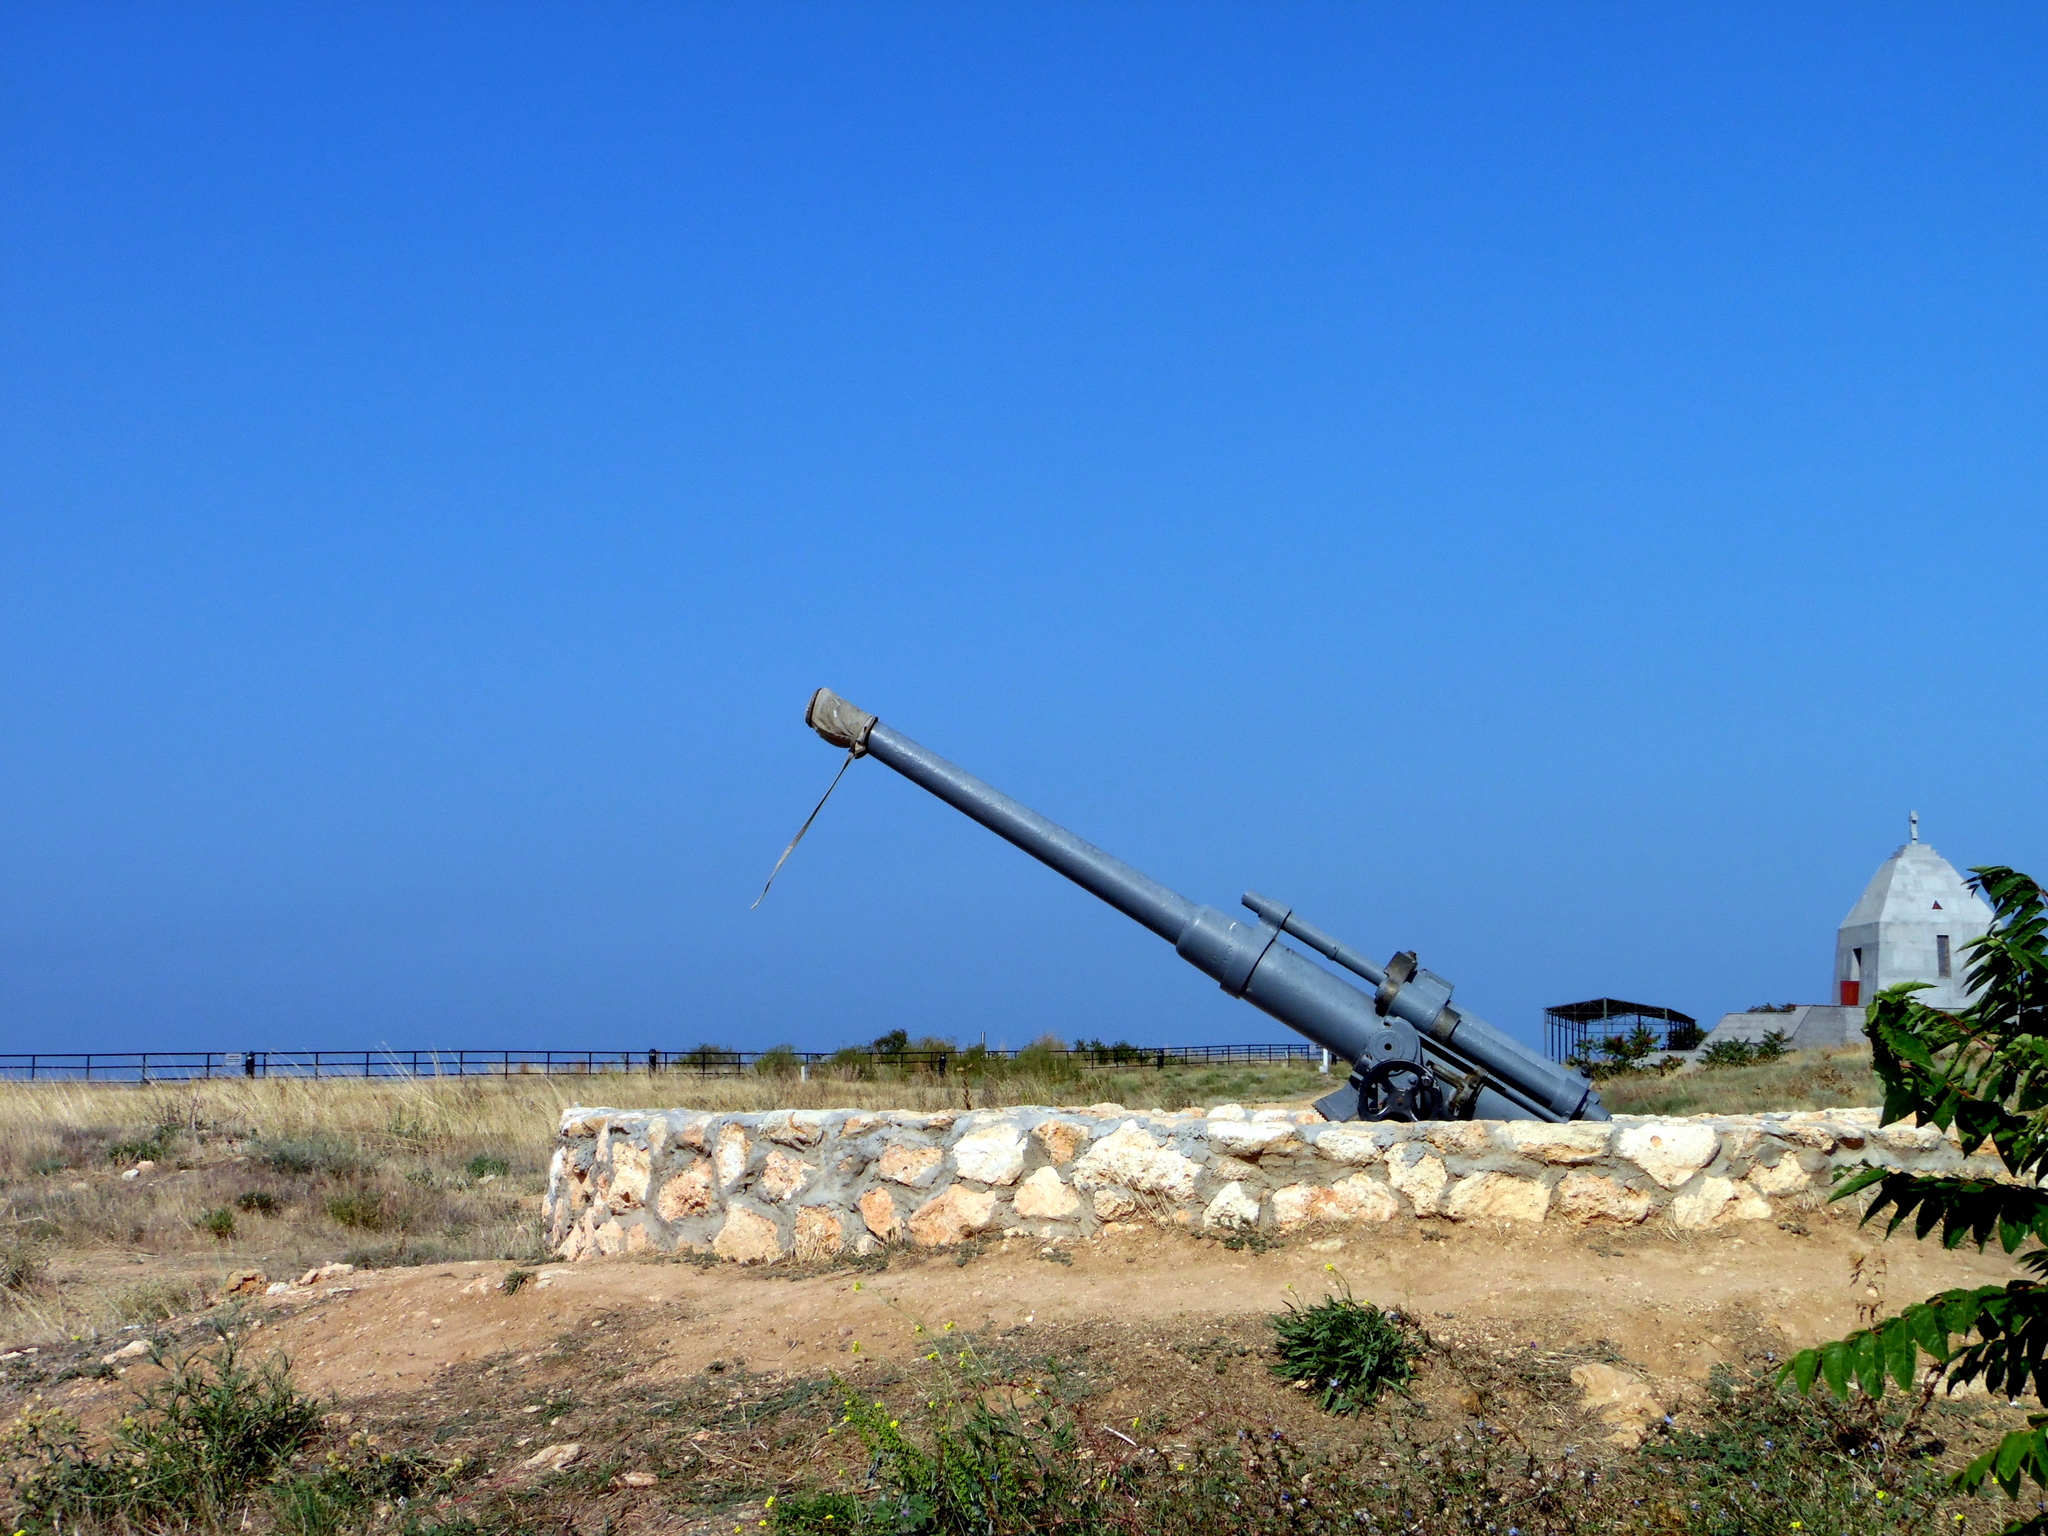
[1910,810,1919,843]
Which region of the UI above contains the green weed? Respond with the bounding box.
[196,1206,237,1241]
[463,1153,509,1180]
[1267,1285,1420,1414]
[236,1188,281,1214]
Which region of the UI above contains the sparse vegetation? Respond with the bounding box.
[195,1205,237,1241]
[2,1333,320,1532]
[0,1241,45,1294]
[461,1154,508,1181]
[324,1188,390,1231]
[236,1189,281,1214]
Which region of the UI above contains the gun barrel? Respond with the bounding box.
[806,689,1604,1123]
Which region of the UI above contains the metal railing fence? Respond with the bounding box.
[0,1042,1327,1084]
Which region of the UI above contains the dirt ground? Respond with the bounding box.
[3,1197,2022,1532]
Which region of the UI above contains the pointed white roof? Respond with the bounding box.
[1840,834,1991,930]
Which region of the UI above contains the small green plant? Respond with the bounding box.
[4,1332,320,1531]
[196,1206,237,1241]
[463,1153,510,1180]
[752,1044,801,1078]
[236,1189,281,1214]
[1267,1283,1420,1414]
[325,1188,389,1231]
[501,1267,535,1295]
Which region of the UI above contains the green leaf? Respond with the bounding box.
[1819,1339,1850,1399]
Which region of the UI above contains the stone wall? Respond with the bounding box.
[544,1102,1997,1265]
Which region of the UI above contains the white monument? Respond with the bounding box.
[1700,815,1992,1054]
[1834,812,1992,1011]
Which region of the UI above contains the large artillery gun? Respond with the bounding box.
[800,688,1606,1124]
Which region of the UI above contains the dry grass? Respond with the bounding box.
[1597,1046,1881,1116]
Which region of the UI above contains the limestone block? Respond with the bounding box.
[1013,1166,1081,1220]
[759,1150,813,1203]
[1207,1103,1248,1121]
[609,1146,652,1208]
[712,1208,785,1264]
[1554,1172,1653,1225]
[1495,1122,1613,1164]
[842,1114,879,1137]
[953,1124,1027,1185]
[1725,1183,1772,1223]
[715,1126,750,1189]
[1204,1181,1262,1229]
[765,1112,828,1148]
[1443,1171,1551,1223]
[1310,1128,1383,1165]
[594,1218,628,1256]
[1206,1122,1296,1157]
[1273,1176,1400,1229]
[657,1162,714,1221]
[1252,1110,1294,1124]
[878,1145,945,1188]
[793,1207,845,1262]
[1747,1158,1810,1196]
[1033,1121,1089,1165]
[1669,1176,1737,1229]
[1617,1122,1719,1189]
[678,1117,710,1154]
[857,1187,901,1242]
[1092,1187,1136,1220]
[1385,1143,1449,1215]
[561,1110,607,1138]
[1073,1122,1200,1200]
[909,1186,998,1246]
[625,1223,653,1255]
[1423,1124,1492,1158]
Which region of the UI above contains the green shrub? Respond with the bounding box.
[5,1333,319,1532]
[325,1188,389,1231]
[501,1268,535,1295]
[196,1206,237,1241]
[463,1154,510,1180]
[1267,1285,1419,1414]
[236,1189,281,1214]
[752,1044,801,1078]
[1783,866,2048,1523]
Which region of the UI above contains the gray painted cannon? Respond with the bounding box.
[803,688,1606,1124]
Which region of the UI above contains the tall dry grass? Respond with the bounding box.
[1596,1047,1880,1117]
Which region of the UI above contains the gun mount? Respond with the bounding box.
[801,688,1606,1124]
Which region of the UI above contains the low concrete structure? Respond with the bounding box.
[545,1101,1997,1263]
[1701,1004,1864,1053]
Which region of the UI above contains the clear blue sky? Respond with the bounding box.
[5,5,2045,1057]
